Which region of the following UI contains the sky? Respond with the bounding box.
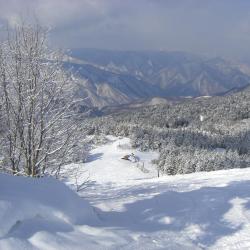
[0,0,250,59]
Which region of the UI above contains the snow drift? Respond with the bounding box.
[0,174,95,240]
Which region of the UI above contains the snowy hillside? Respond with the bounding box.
[1,137,250,249]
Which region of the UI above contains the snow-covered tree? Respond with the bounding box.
[0,24,83,177]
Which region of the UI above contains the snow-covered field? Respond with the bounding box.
[1,137,250,250]
[61,136,159,186]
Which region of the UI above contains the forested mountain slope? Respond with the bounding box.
[83,88,250,175]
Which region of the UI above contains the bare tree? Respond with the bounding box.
[0,23,82,177]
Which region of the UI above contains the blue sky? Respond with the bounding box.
[0,0,250,59]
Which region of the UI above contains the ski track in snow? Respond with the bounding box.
[1,136,250,250]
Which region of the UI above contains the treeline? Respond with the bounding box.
[83,89,250,175]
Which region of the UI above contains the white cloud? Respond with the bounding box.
[0,0,250,59]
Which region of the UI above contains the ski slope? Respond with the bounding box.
[62,136,159,186]
[1,137,250,249]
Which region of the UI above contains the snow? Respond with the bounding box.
[0,174,98,250]
[1,136,250,249]
[215,147,227,153]
[61,136,159,186]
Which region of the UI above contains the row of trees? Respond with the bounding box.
[0,24,85,177]
[156,143,248,175]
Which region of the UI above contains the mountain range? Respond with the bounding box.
[66,49,250,108]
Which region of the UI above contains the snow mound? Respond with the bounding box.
[0,174,95,240]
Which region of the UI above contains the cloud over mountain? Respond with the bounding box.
[0,0,250,59]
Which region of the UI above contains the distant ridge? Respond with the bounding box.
[66,49,250,108]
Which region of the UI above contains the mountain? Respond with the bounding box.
[150,57,250,96]
[67,49,250,108]
[64,62,163,108]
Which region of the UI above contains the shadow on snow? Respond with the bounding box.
[86,153,103,163]
[3,179,250,248]
[92,180,250,247]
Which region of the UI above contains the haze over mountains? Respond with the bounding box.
[66,49,250,108]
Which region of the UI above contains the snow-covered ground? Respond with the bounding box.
[1,137,250,250]
[61,136,159,186]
